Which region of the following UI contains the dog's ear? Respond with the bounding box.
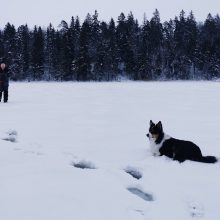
[157,121,163,130]
[150,120,154,126]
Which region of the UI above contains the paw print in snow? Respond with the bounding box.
[2,130,18,143]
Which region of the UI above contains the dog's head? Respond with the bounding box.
[146,120,163,142]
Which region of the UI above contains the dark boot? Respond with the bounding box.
[3,90,8,102]
[0,91,2,102]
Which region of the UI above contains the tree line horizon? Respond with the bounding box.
[0,9,220,81]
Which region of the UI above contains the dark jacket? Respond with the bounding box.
[0,66,9,91]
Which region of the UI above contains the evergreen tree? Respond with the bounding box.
[74,16,81,55]
[107,18,119,80]
[116,13,127,75]
[163,19,175,79]
[52,31,63,80]
[59,20,74,80]
[92,21,107,80]
[173,11,190,79]
[185,11,198,78]
[30,26,45,80]
[125,12,138,78]
[0,31,4,60]
[45,23,56,80]
[148,9,163,79]
[75,14,92,81]
[199,14,218,78]
[215,14,220,76]
[69,16,81,80]
[199,14,216,79]
[137,17,152,80]
[89,10,101,80]
[17,24,30,80]
[3,23,17,79]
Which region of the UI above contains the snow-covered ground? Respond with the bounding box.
[1,82,220,220]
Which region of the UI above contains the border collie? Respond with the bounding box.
[146,120,218,163]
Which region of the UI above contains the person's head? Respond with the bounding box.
[0,63,6,70]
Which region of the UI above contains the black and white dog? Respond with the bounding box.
[146,120,218,163]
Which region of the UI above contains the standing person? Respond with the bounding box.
[0,62,9,102]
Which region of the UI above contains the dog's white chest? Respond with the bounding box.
[149,134,171,156]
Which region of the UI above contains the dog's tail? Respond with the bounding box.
[197,156,218,163]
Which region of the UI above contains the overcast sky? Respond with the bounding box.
[1,0,220,28]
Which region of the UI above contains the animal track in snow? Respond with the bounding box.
[72,160,96,169]
[188,201,204,218]
[124,166,143,179]
[127,187,154,202]
[134,209,145,216]
[23,150,44,156]
[2,130,18,143]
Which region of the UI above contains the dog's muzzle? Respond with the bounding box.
[146,133,149,138]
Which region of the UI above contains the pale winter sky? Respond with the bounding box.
[1,0,220,28]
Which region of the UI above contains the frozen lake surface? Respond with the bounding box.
[0,81,220,220]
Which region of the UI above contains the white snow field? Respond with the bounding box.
[1,82,220,220]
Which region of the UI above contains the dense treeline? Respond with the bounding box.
[0,9,220,81]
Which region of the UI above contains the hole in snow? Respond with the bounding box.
[2,130,18,143]
[125,167,142,179]
[3,136,17,143]
[127,187,153,202]
[72,161,96,169]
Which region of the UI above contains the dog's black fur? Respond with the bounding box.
[147,120,218,163]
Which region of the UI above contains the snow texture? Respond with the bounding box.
[0,82,220,220]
